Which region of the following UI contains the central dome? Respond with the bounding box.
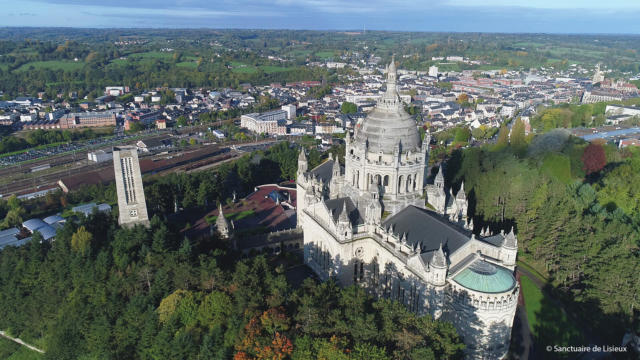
[354,57,420,153]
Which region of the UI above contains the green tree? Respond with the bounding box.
[495,124,509,150]
[71,226,92,255]
[341,101,357,114]
[510,117,527,155]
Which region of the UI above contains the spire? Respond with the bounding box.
[298,149,308,174]
[381,55,399,104]
[332,156,340,176]
[435,164,444,188]
[430,242,447,268]
[503,226,517,249]
[457,182,466,199]
[215,202,231,238]
[338,201,350,224]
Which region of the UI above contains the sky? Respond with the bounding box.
[2,0,640,34]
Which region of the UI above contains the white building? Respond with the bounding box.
[240,109,287,135]
[20,113,36,122]
[297,59,518,359]
[281,104,297,120]
[113,146,150,228]
[429,65,439,78]
[87,149,113,163]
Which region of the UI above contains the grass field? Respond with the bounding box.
[176,61,198,69]
[129,51,173,60]
[0,337,43,360]
[520,275,583,348]
[315,50,337,59]
[261,65,289,74]
[15,60,85,72]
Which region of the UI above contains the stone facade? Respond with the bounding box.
[297,59,519,359]
[113,146,150,228]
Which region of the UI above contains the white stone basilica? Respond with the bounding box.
[297,58,520,359]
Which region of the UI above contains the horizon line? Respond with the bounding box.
[2,26,640,37]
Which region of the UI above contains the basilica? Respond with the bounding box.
[296,58,519,359]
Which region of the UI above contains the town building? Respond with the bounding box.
[59,112,117,129]
[296,59,518,359]
[240,109,288,135]
[113,146,150,228]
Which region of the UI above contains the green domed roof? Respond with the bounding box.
[453,260,516,294]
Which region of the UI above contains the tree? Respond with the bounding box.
[453,127,471,145]
[510,118,527,155]
[495,124,509,150]
[71,226,92,255]
[176,115,188,127]
[582,143,606,175]
[341,101,357,114]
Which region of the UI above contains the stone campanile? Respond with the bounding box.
[113,146,149,228]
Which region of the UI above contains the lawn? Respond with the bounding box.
[15,60,85,72]
[520,275,583,349]
[0,337,42,360]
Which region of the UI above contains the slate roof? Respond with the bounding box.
[382,205,471,255]
[480,234,504,247]
[324,197,364,225]
[309,159,335,183]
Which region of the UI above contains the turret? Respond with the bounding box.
[430,243,448,286]
[435,164,445,189]
[297,149,308,175]
[332,156,340,177]
[455,182,468,221]
[336,201,353,240]
[365,194,382,226]
[329,158,341,199]
[501,227,517,267]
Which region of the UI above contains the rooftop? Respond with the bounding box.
[453,259,516,294]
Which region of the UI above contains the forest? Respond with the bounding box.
[445,130,640,346]
[0,141,464,360]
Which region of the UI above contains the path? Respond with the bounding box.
[0,330,45,354]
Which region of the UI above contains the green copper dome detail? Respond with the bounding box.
[453,260,516,294]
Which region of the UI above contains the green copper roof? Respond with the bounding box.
[453,260,516,294]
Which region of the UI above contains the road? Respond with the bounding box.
[0,330,45,354]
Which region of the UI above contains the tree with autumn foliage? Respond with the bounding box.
[582,142,606,175]
[235,307,293,360]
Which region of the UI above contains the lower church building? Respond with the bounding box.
[296,58,519,359]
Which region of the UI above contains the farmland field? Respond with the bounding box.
[15,60,85,72]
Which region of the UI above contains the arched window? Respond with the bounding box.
[383,175,389,186]
[398,175,404,193]
[375,174,381,186]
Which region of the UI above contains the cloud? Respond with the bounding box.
[2,0,640,33]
